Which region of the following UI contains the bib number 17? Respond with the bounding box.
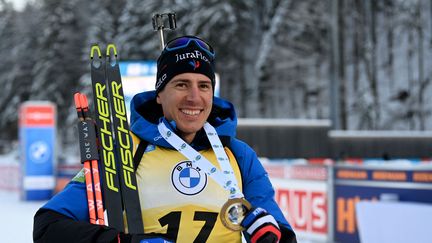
[159,211,218,242]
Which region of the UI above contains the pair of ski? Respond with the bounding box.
[74,44,143,234]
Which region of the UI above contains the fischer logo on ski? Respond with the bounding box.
[94,82,119,192]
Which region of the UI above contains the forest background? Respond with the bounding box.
[1,0,431,152]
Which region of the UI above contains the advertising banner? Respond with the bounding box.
[263,162,330,242]
[19,101,56,200]
[334,164,432,243]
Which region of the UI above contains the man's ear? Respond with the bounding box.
[156,94,161,104]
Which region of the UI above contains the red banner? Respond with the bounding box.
[20,103,56,127]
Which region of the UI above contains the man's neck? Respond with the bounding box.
[179,132,196,144]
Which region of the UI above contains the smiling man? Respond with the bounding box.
[33,36,297,243]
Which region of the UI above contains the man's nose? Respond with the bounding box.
[186,85,200,100]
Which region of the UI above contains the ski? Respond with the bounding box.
[105,44,143,234]
[89,44,143,233]
[90,45,125,231]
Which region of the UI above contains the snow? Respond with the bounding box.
[0,191,46,243]
[8,0,29,11]
[0,151,45,243]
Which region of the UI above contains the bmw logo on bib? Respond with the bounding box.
[172,161,207,195]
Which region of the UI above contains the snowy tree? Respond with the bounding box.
[117,0,165,60]
[165,0,301,117]
[0,1,45,146]
[74,0,128,99]
[341,0,432,130]
[266,0,329,119]
[30,0,88,143]
[86,0,127,45]
[0,1,19,145]
[3,0,432,153]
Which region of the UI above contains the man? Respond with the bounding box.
[33,36,297,243]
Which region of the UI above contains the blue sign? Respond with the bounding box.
[19,102,56,200]
[119,61,157,77]
[333,166,432,243]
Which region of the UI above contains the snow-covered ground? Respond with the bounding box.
[0,150,45,243]
[0,191,46,243]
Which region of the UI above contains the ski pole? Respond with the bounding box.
[79,93,105,225]
[74,92,105,225]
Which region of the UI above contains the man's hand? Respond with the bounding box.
[241,207,281,243]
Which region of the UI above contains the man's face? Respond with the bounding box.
[157,72,213,143]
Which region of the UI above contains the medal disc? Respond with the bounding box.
[220,198,251,231]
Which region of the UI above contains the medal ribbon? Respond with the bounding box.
[158,120,243,199]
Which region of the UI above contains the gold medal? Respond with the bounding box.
[220,198,252,231]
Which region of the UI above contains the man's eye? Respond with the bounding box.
[176,83,187,88]
[200,84,211,89]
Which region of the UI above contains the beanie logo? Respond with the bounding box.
[188,60,200,70]
[156,73,167,89]
[175,50,210,64]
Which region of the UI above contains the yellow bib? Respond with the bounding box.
[132,136,243,243]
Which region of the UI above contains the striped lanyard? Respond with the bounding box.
[158,120,243,199]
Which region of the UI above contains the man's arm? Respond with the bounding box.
[229,138,297,242]
[33,208,120,243]
[33,172,172,243]
[32,175,121,243]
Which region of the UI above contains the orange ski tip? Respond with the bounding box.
[74,93,82,109]
[78,93,85,107]
[81,94,89,108]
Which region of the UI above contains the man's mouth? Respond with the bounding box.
[181,109,201,116]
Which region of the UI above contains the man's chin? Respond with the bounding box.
[177,123,204,134]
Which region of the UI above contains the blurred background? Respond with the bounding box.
[1,0,432,242]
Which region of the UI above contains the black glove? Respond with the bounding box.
[117,232,173,243]
[241,207,281,243]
